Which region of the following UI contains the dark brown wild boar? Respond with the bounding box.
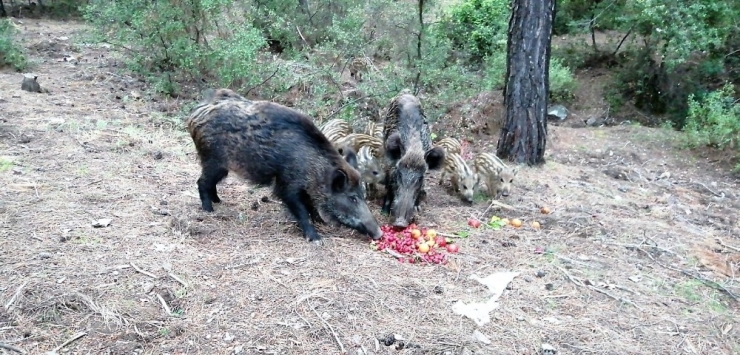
[381,93,445,227]
[186,88,383,243]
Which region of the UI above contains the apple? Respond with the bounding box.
[511,219,523,228]
[540,207,551,214]
[426,240,436,248]
[531,221,541,229]
[435,236,447,247]
[467,218,481,229]
[418,243,430,253]
[501,218,510,225]
[445,237,453,244]
[446,244,459,253]
[410,229,422,239]
[426,229,438,239]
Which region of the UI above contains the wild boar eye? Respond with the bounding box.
[500,178,504,182]
[463,185,468,189]
[350,196,358,203]
[509,179,513,183]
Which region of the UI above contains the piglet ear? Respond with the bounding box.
[512,167,519,176]
[424,146,445,171]
[329,168,350,193]
[384,132,403,161]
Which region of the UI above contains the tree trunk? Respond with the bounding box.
[0,0,6,18]
[497,0,556,166]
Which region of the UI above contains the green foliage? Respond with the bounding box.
[83,0,268,96]
[621,0,734,70]
[484,52,577,103]
[548,58,577,103]
[439,0,510,61]
[683,83,740,169]
[0,19,28,71]
[482,51,507,90]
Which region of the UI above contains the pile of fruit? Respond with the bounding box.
[371,224,459,264]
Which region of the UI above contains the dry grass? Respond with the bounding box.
[1,19,739,355]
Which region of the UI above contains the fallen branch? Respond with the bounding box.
[130,262,158,279]
[555,265,643,311]
[4,281,28,311]
[52,332,86,352]
[0,343,27,354]
[310,301,346,354]
[156,293,172,316]
[715,238,740,253]
[168,273,187,287]
[635,247,739,302]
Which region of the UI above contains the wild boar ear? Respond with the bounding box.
[512,166,519,176]
[424,146,445,171]
[384,132,403,161]
[342,146,359,170]
[330,168,350,193]
[496,166,504,175]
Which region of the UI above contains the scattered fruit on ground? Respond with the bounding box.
[467,218,481,228]
[410,228,421,239]
[446,244,459,253]
[511,218,523,228]
[435,236,447,247]
[371,225,457,264]
[531,221,541,229]
[501,218,510,225]
[541,206,551,214]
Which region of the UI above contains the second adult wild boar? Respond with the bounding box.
[186,89,383,243]
[381,93,445,228]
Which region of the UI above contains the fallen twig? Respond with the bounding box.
[4,281,28,311]
[156,293,172,316]
[0,342,27,354]
[690,181,725,198]
[130,262,158,279]
[635,247,739,302]
[555,265,643,310]
[715,238,740,253]
[168,273,187,287]
[310,301,346,354]
[384,248,405,259]
[52,332,86,352]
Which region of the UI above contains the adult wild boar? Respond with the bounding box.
[381,93,445,227]
[186,89,383,243]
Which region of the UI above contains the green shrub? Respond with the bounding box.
[83,0,267,96]
[683,83,740,169]
[484,52,577,103]
[548,57,578,103]
[440,0,510,61]
[0,19,28,71]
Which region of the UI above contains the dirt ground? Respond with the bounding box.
[1,19,739,355]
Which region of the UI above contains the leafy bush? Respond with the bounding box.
[683,83,740,169]
[0,19,28,71]
[548,58,578,103]
[83,0,268,96]
[439,0,510,62]
[484,52,577,103]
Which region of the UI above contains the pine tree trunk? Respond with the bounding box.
[496,0,556,166]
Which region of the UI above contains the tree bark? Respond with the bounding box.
[497,0,556,166]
